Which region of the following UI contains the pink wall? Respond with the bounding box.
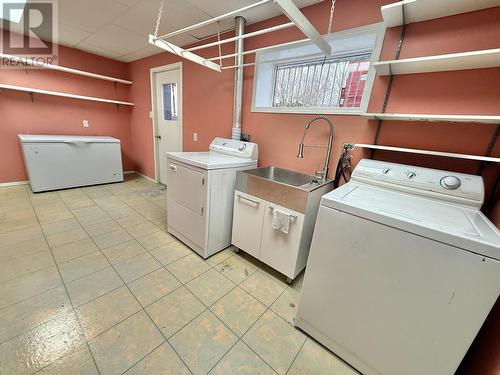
[0,33,133,182]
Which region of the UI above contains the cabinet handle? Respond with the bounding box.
[269,206,297,219]
[238,194,260,205]
[169,164,178,172]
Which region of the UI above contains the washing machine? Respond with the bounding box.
[295,159,500,375]
[166,138,258,258]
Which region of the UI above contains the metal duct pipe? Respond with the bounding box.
[232,16,246,141]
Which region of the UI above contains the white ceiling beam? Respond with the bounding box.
[273,0,331,55]
[148,35,222,72]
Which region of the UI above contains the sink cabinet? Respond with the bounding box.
[232,190,311,280]
[231,167,334,281]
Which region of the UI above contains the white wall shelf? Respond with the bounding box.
[373,48,500,76]
[0,83,134,106]
[364,113,500,125]
[0,53,133,85]
[382,0,500,27]
[346,143,500,163]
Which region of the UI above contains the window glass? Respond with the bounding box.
[162,83,178,120]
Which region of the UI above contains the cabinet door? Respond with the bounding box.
[260,202,304,278]
[231,191,265,258]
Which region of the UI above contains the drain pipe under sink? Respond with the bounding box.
[231,16,246,141]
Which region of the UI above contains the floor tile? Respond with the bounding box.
[288,339,358,375]
[209,340,275,375]
[170,310,238,374]
[89,311,164,375]
[100,240,146,264]
[115,252,162,283]
[58,251,109,283]
[46,227,89,248]
[77,212,111,227]
[0,251,54,283]
[125,221,161,238]
[37,344,99,375]
[37,210,75,225]
[128,268,181,307]
[105,206,137,219]
[243,310,305,375]
[115,213,148,228]
[76,286,142,340]
[146,286,205,338]
[150,240,191,265]
[0,266,61,309]
[66,267,123,307]
[82,219,121,237]
[0,226,43,246]
[206,246,237,266]
[92,228,133,249]
[72,206,105,218]
[210,287,266,337]
[166,253,211,283]
[41,218,81,236]
[136,231,175,251]
[125,342,190,375]
[0,286,71,343]
[0,311,85,374]
[0,217,39,234]
[215,254,258,284]
[186,269,236,307]
[0,237,48,263]
[270,287,300,324]
[51,238,100,263]
[240,270,287,307]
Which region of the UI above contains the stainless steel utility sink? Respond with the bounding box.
[235,166,334,213]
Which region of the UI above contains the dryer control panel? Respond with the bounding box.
[209,138,258,160]
[351,159,484,207]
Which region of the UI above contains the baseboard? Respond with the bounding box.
[123,171,136,175]
[0,180,29,187]
[135,171,157,183]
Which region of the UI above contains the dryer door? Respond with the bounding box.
[167,161,205,216]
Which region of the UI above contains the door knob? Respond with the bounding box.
[155,135,162,140]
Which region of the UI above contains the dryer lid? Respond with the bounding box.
[322,183,500,260]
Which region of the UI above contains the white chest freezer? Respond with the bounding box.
[18,134,124,192]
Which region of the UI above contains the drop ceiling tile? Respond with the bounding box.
[83,24,148,55]
[76,42,124,60]
[112,0,210,39]
[59,0,128,33]
[58,23,91,47]
[118,48,156,62]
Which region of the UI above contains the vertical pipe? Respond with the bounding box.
[232,16,246,140]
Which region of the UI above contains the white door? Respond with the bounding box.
[154,66,182,185]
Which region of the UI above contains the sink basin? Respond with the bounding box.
[244,166,321,191]
[236,166,334,213]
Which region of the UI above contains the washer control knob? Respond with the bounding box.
[382,168,391,175]
[238,143,247,151]
[440,176,461,190]
[407,172,416,179]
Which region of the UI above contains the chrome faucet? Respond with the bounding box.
[297,115,334,182]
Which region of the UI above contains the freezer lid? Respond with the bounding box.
[321,183,500,260]
[17,134,121,143]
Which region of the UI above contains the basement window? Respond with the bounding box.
[251,23,385,115]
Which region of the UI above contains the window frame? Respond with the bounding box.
[251,23,386,115]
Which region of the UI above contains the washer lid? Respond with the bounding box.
[17,134,120,143]
[322,183,500,260]
[166,151,258,170]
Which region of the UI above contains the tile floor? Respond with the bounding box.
[0,174,358,375]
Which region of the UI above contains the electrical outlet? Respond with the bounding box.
[193,132,198,141]
[149,111,153,118]
[83,120,89,128]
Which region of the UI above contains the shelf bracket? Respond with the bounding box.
[29,92,34,102]
[371,2,407,158]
